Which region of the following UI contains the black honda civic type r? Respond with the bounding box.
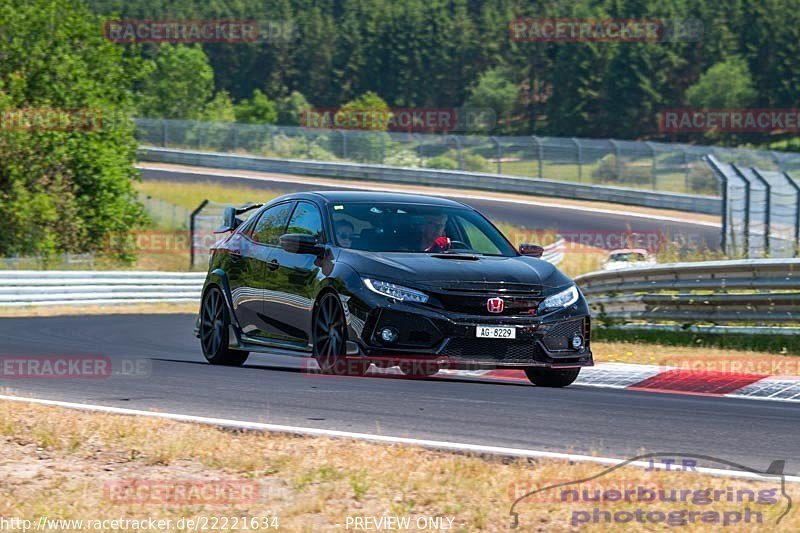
[196,191,593,387]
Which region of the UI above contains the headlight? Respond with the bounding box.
[540,285,579,311]
[363,278,429,303]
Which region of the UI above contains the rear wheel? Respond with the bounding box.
[313,292,369,376]
[525,367,580,387]
[200,286,249,366]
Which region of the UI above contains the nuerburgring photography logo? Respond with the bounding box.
[509,452,791,529]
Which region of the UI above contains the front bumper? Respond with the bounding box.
[349,298,593,370]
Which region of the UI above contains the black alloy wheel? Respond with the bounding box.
[200,286,249,366]
[313,292,369,376]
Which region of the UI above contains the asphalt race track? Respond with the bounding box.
[2,314,798,473]
[140,167,721,250]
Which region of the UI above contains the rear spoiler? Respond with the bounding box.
[214,203,264,233]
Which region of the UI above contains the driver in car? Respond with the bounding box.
[419,214,451,252]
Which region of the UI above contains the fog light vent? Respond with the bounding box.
[571,335,584,350]
[380,327,399,343]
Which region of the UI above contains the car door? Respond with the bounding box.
[234,201,295,340]
[262,201,327,347]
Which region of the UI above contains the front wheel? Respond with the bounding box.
[313,292,369,376]
[199,286,249,366]
[525,367,580,388]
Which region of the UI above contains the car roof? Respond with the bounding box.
[275,190,468,208]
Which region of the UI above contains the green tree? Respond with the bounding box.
[338,92,390,162]
[202,91,236,123]
[339,91,391,131]
[466,68,520,134]
[137,44,215,119]
[277,91,311,126]
[0,0,145,261]
[686,57,757,108]
[234,90,278,124]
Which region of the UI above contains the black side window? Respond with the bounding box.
[286,201,324,242]
[252,202,294,245]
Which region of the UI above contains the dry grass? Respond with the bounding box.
[0,399,794,532]
[593,340,800,375]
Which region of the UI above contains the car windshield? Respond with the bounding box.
[329,202,517,256]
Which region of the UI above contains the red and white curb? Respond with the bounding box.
[431,363,800,403]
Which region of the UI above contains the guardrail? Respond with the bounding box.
[0,271,205,306]
[2,241,565,306]
[575,258,800,324]
[138,147,722,215]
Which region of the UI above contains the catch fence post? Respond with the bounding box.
[751,168,772,257]
[189,199,210,269]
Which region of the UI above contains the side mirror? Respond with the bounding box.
[279,233,324,255]
[215,206,243,233]
[519,243,544,258]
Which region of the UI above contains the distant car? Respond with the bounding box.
[602,248,656,271]
[196,191,593,387]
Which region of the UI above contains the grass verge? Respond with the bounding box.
[134,179,286,210]
[0,399,794,531]
[594,327,800,357]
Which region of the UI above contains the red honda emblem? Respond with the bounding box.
[487,297,504,313]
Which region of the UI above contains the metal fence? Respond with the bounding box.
[705,155,800,258]
[135,118,800,197]
[139,193,191,229]
[575,258,800,325]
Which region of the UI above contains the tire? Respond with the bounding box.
[398,361,440,377]
[525,367,580,388]
[313,292,369,376]
[199,286,249,366]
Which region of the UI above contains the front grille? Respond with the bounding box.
[432,294,542,316]
[542,320,584,352]
[441,338,546,364]
[439,282,542,295]
[429,282,543,316]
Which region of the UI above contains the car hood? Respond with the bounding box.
[337,250,572,291]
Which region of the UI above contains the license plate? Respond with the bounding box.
[476,326,516,339]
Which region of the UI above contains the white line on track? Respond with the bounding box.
[1,393,794,483]
[136,163,721,228]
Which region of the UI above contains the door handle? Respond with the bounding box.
[267,258,279,271]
